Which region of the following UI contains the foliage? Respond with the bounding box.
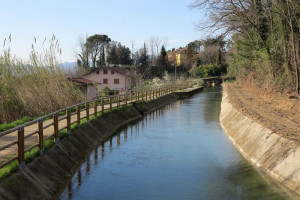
[138,43,149,67]
[107,41,133,66]
[194,64,228,78]
[77,34,111,69]
[87,34,111,68]
[117,45,132,65]
[192,0,300,92]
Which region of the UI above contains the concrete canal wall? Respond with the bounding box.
[0,88,202,200]
[220,86,300,195]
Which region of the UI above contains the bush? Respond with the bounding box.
[195,63,228,78]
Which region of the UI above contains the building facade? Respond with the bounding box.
[168,46,199,69]
[68,78,98,100]
[84,67,141,92]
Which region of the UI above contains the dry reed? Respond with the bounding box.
[0,35,84,123]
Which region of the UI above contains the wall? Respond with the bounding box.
[87,85,97,100]
[220,86,300,195]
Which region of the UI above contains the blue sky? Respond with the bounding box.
[0,0,207,62]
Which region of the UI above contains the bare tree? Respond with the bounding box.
[76,34,90,69]
[152,37,162,56]
[191,0,300,92]
[149,37,155,65]
[162,37,169,49]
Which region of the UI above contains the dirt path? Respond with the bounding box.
[226,82,300,143]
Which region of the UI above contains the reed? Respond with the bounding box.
[0,36,84,124]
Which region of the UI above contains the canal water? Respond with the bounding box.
[59,87,299,200]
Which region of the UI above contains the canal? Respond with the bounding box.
[59,87,299,200]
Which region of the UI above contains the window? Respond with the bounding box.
[111,71,114,74]
[96,71,99,74]
[103,79,108,84]
[114,79,119,84]
[103,69,108,74]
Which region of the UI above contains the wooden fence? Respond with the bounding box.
[0,85,184,170]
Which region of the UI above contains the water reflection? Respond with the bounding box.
[60,110,164,200]
[59,87,299,200]
[203,87,223,123]
[101,143,105,158]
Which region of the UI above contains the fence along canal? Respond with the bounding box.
[0,85,188,172]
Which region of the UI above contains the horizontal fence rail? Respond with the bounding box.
[0,84,194,171]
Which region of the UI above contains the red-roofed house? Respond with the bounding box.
[84,67,141,92]
[69,67,141,99]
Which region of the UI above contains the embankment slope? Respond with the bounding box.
[220,85,300,195]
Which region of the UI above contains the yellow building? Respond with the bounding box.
[168,46,199,69]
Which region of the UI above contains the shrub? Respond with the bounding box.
[195,63,228,78]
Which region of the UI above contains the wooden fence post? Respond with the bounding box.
[86,103,89,121]
[77,105,81,126]
[67,109,71,134]
[38,119,44,155]
[17,126,25,170]
[137,91,139,101]
[94,101,98,118]
[54,113,59,143]
[125,93,127,106]
[153,89,155,99]
[109,97,112,111]
[130,93,133,103]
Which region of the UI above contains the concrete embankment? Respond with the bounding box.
[220,85,300,195]
[0,88,202,200]
[175,87,203,99]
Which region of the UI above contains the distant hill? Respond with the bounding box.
[59,62,76,69]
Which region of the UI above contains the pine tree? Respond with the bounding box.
[107,43,118,65]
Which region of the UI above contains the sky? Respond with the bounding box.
[0,0,207,62]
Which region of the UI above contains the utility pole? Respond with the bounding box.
[174,60,177,82]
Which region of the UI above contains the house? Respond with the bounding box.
[84,67,141,94]
[167,48,179,64]
[168,46,199,69]
[68,78,99,100]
